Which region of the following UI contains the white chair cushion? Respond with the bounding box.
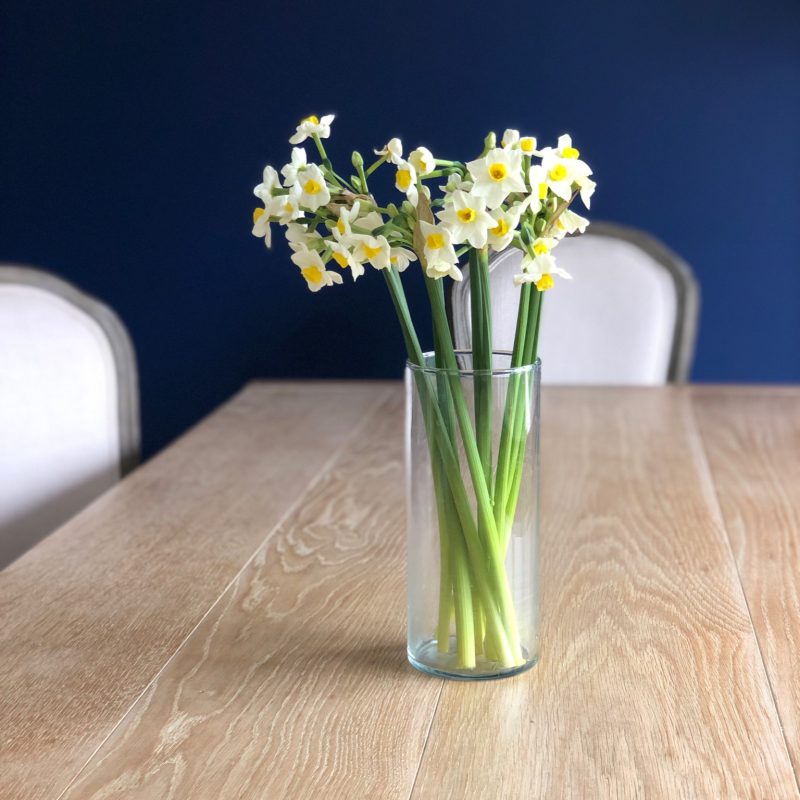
[0,284,121,565]
[538,234,677,384]
[459,232,678,385]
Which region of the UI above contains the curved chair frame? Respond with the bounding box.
[0,264,140,474]
[449,222,700,383]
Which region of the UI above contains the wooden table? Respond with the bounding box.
[2,383,799,799]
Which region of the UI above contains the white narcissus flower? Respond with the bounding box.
[439,173,473,197]
[374,138,403,165]
[395,160,418,205]
[332,201,362,242]
[355,209,384,233]
[353,234,391,270]
[540,155,582,200]
[514,238,571,290]
[552,208,590,238]
[575,175,596,209]
[273,191,303,225]
[251,207,272,248]
[389,246,417,272]
[513,270,566,291]
[528,164,549,213]
[466,147,526,209]
[289,114,335,145]
[285,222,322,252]
[487,203,526,252]
[419,221,462,281]
[540,136,593,201]
[329,240,366,280]
[253,165,281,202]
[436,189,495,248]
[290,248,343,292]
[501,129,519,147]
[295,164,331,212]
[408,146,435,176]
[539,133,582,161]
[280,148,308,187]
[501,129,539,155]
[518,136,539,155]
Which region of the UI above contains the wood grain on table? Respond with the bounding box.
[1,383,799,799]
[694,387,800,783]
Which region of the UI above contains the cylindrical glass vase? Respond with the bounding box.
[405,350,540,680]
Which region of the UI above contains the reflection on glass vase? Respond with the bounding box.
[405,350,540,680]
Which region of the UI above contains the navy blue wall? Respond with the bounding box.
[2,1,799,457]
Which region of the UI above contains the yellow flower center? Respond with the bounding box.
[332,251,349,268]
[535,274,554,291]
[562,146,580,159]
[456,208,477,223]
[491,218,509,236]
[301,265,323,284]
[302,115,319,125]
[549,164,568,181]
[252,207,265,224]
[390,255,398,264]
[556,219,566,230]
[336,218,346,235]
[538,182,548,199]
[426,233,445,250]
[533,242,550,256]
[520,137,536,153]
[363,242,382,259]
[488,163,508,181]
[304,178,322,195]
[284,201,294,213]
[397,169,412,190]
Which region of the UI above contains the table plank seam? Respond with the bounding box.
[691,402,800,796]
[407,677,444,800]
[52,385,395,800]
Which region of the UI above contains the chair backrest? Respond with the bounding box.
[450,223,699,384]
[0,265,139,568]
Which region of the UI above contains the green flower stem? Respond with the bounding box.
[493,282,531,528]
[431,310,455,656]
[472,593,486,656]
[424,275,522,664]
[365,155,386,176]
[431,435,455,653]
[353,159,370,200]
[469,246,493,488]
[451,528,477,667]
[311,139,356,192]
[494,216,544,549]
[383,269,518,667]
[432,321,475,668]
[421,168,461,180]
[501,291,543,548]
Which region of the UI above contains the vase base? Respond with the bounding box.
[408,637,539,681]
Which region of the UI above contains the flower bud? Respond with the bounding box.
[351,151,364,169]
[533,216,546,236]
[481,132,497,156]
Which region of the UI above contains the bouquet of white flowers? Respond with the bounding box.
[253,114,595,676]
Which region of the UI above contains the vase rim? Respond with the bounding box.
[406,349,541,377]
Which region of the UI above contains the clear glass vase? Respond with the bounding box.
[405,350,541,680]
